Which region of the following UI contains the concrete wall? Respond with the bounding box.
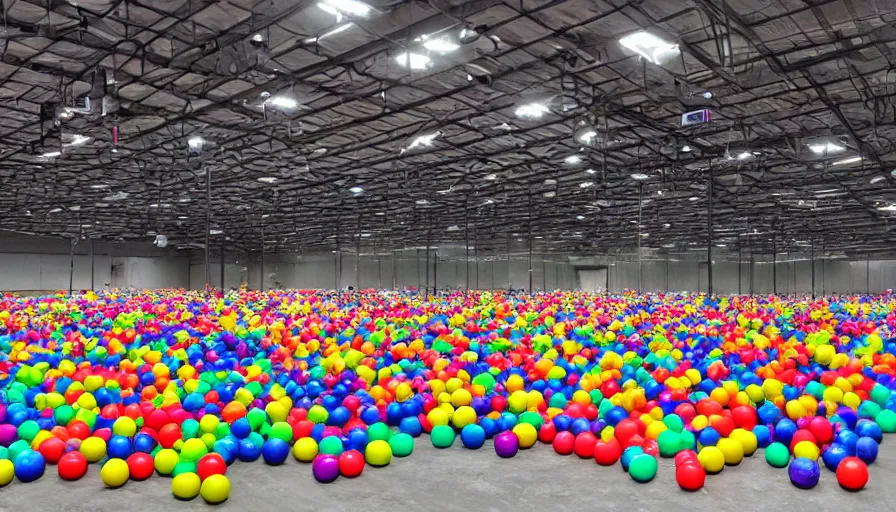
[0,253,112,291]
[112,257,191,290]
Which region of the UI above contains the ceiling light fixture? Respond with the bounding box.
[416,199,430,205]
[257,177,278,184]
[90,184,109,189]
[267,96,298,109]
[515,103,549,119]
[576,215,585,220]
[318,0,370,18]
[40,151,62,158]
[577,130,597,145]
[689,196,699,202]
[808,142,845,154]
[631,173,649,181]
[349,186,364,194]
[878,204,896,212]
[395,52,430,69]
[619,31,680,65]
[406,131,439,150]
[585,168,596,175]
[871,175,886,184]
[210,229,223,235]
[484,173,497,181]
[579,181,594,188]
[833,156,862,166]
[681,145,692,152]
[737,152,751,160]
[422,37,460,54]
[304,23,354,43]
[187,137,204,150]
[69,134,91,146]
[543,191,556,198]
[565,155,582,165]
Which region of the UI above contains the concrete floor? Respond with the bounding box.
[4,439,894,511]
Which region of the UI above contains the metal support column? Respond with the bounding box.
[220,242,225,291]
[474,227,480,290]
[867,255,871,294]
[205,165,211,295]
[433,253,438,294]
[527,201,533,294]
[737,241,742,295]
[68,238,76,297]
[810,238,816,299]
[416,250,421,290]
[773,228,778,295]
[355,214,362,290]
[749,249,754,295]
[88,238,95,291]
[465,199,470,291]
[637,183,643,294]
[260,224,265,292]
[425,214,432,296]
[707,168,713,295]
[391,250,397,290]
[542,259,547,291]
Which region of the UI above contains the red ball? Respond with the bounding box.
[158,424,182,449]
[789,429,817,452]
[565,403,586,418]
[38,437,66,463]
[593,439,622,466]
[614,419,639,446]
[58,451,88,481]
[67,421,90,440]
[711,416,735,438]
[196,453,227,481]
[573,433,598,458]
[144,409,169,432]
[537,422,557,443]
[674,450,698,467]
[731,406,757,430]
[292,420,314,441]
[676,462,706,491]
[552,431,575,455]
[836,456,869,491]
[808,417,834,445]
[642,439,659,457]
[127,453,155,481]
[338,450,365,478]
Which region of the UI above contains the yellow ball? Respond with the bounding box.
[793,440,820,460]
[292,438,318,462]
[697,446,726,473]
[512,423,538,448]
[717,438,745,465]
[200,474,231,504]
[452,406,477,429]
[112,417,137,437]
[645,421,667,440]
[199,414,220,435]
[505,374,524,393]
[101,458,129,488]
[451,388,473,407]
[395,382,413,402]
[172,472,201,500]
[507,391,528,414]
[365,440,393,466]
[79,436,107,463]
[729,428,758,456]
[264,401,288,423]
[0,459,13,486]
[426,408,450,427]
[154,448,180,475]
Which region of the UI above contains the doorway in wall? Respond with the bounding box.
[577,267,608,291]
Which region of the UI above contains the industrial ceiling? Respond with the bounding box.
[0,0,895,257]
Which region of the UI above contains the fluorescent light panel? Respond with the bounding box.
[619,31,680,65]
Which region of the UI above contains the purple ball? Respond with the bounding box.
[494,431,519,458]
[312,454,340,483]
[789,457,820,489]
[0,424,16,446]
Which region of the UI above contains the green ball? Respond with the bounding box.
[679,430,696,451]
[548,394,568,409]
[628,454,658,482]
[7,440,30,462]
[54,405,74,426]
[0,447,8,460]
[180,419,200,440]
[430,425,456,448]
[871,384,890,406]
[518,412,543,430]
[765,442,790,468]
[657,430,682,457]
[215,423,231,439]
[389,433,415,457]
[171,460,198,477]
[307,405,328,424]
[858,401,881,419]
[367,422,392,442]
[662,414,684,433]
[269,422,293,443]
[246,409,267,430]
[17,420,40,442]
[876,409,896,433]
[318,436,344,456]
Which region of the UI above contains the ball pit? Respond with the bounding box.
[0,289,895,498]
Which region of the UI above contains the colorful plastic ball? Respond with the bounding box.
[200,474,231,504]
[172,460,198,477]
[134,433,156,454]
[58,451,88,481]
[765,442,791,468]
[676,462,706,491]
[823,443,849,471]
[512,423,538,449]
[172,472,202,500]
[127,452,155,481]
[365,440,393,467]
[237,438,262,462]
[14,450,45,482]
[367,422,392,442]
[196,453,227,481]
[789,457,821,489]
[312,454,340,483]
[38,437,66,464]
[573,432,598,458]
[292,438,319,463]
[431,425,456,448]
[621,446,644,472]
[318,436,346,458]
[729,429,758,456]
[629,454,658,483]
[112,417,137,438]
[107,435,133,459]
[460,424,486,449]
[716,438,744,466]
[697,446,725,474]
[538,422,557,443]
[79,436,107,463]
[856,437,879,464]
[793,440,820,461]
[0,459,13,486]
[154,448,180,475]
[836,456,869,491]
[697,427,720,447]
[262,438,291,466]
[338,450,365,478]
[389,433,415,457]
[753,425,772,448]
[494,431,519,458]
[594,439,622,466]
[553,431,575,455]
[101,458,130,488]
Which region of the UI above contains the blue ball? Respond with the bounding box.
[837,430,859,455]
[231,418,252,439]
[261,438,290,465]
[757,402,782,424]
[360,407,380,425]
[133,433,156,454]
[106,435,133,459]
[620,446,644,472]
[837,407,858,431]
[237,438,262,462]
[570,418,591,436]
[605,407,628,427]
[385,403,403,426]
[774,419,797,447]
[497,412,517,432]
[460,424,486,449]
[856,436,879,464]
[347,428,369,451]
[822,443,848,471]
[480,417,499,438]
[552,414,572,432]
[753,425,772,448]
[856,420,883,443]
[13,450,45,482]
[697,427,720,447]
[399,417,422,437]
[328,407,351,427]
[789,457,820,489]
